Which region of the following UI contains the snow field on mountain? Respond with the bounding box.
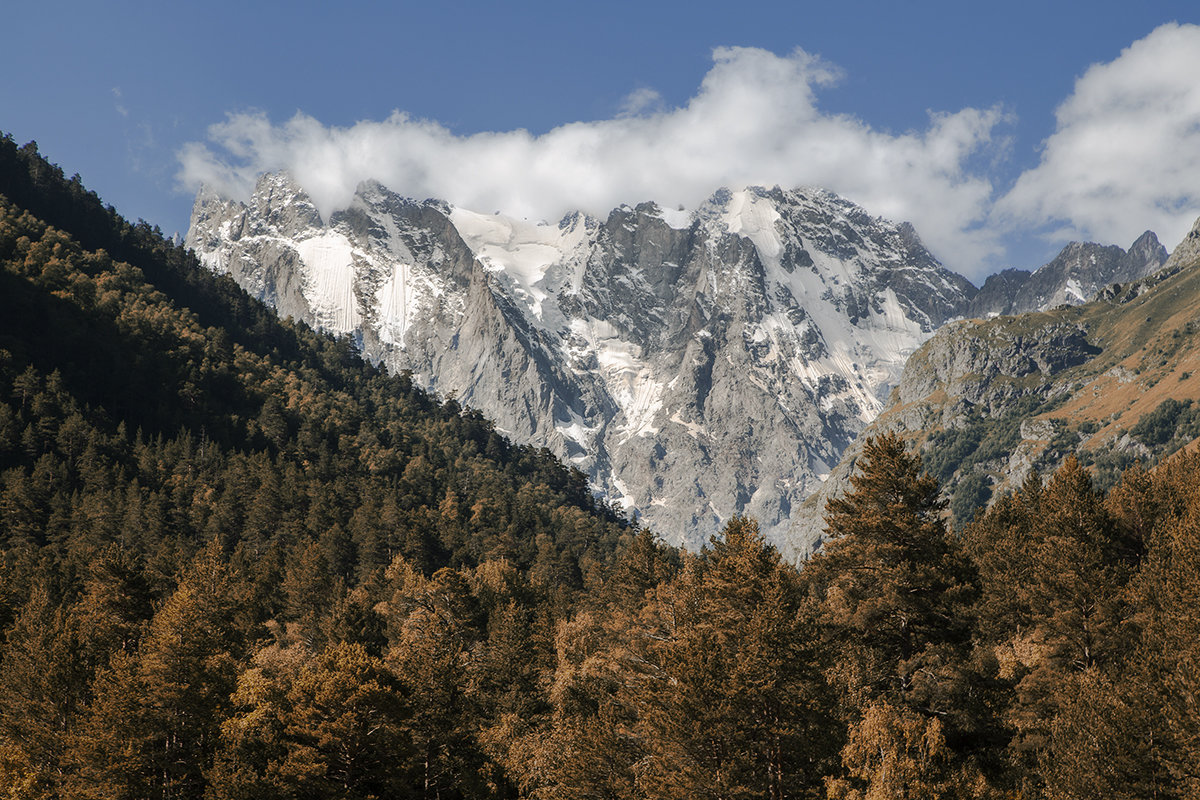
[719,188,784,260]
[721,190,925,421]
[449,207,593,321]
[293,233,361,334]
[651,204,693,229]
[567,318,664,445]
[374,261,446,346]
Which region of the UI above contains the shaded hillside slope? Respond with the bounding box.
[0,133,629,587]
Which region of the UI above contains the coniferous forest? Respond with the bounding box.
[3,135,1200,799]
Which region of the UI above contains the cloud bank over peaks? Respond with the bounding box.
[179,28,1200,282]
[996,23,1200,256]
[179,46,1008,279]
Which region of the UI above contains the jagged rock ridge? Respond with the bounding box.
[969,232,1167,317]
[188,173,1179,557]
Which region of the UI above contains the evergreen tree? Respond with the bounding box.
[634,518,830,800]
[207,642,416,800]
[806,434,986,794]
[281,538,335,650]
[965,457,1142,790]
[0,581,87,798]
[809,434,975,697]
[71,541,244,799]
[385,562,489,799]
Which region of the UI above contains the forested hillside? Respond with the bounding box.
[0,135,631,798]
[3,137,1200,799]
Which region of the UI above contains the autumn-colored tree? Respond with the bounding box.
[0,581,87,798]
[826,702,974,800]
[812,434,975,685]
[807,434,989,795]
[633,517,830,800]
[965,457,1142,791]
[1038,668,1171,800]
[385,561,490,799]
[1115,452,1200,796]
[72,543,153,666]
[207,642,416,800]
[281,538,336,650]
[70,540,244,799]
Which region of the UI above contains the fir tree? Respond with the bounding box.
[71,541,244,799]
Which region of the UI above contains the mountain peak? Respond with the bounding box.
[969,230,1167,317]
[1165,214,1200,271]
[186,173,978,556]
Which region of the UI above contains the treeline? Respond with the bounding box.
[3,137,1200,798]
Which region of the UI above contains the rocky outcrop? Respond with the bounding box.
[787,216,1200,559]
[895,319,1098,409]
[1164,216,1200,272]
[785,313,1099,553]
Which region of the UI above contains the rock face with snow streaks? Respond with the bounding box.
[969,232,1167,318]
[188,175,975,555]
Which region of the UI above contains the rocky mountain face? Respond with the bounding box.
[187,175,977,556]
[790,215,1200,556]
[968,231,1167,317]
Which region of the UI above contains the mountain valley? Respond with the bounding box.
[7,130,1200,799]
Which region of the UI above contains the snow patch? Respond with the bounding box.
[449,207,593,320]
[721,189,784,264]
[294,233,361,334]
[375,261,447,346]
[654,205,694,229]
[569,318,664,444]
[1064,277,1086,303]
[611,475,636,511]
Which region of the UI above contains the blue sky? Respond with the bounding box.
[3,0,1199,281]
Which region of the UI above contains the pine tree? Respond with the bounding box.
[281,538,334,650]
[602,529,677,609]
[810,434,975,699]
[71,540,244,799]
[0,582,88,797]
[807,434,985,795]
[1120,452,1200,796]
[385,564,488,799]
[207,642,416,800]
[634,518,830,800]
[72,543,153,666]
[967,457,1139,785]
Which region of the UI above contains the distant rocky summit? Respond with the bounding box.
[790,215,1200,557]
[969,232,1167,317]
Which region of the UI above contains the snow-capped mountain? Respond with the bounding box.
[187,174,976,555]
[968,232,1167,318]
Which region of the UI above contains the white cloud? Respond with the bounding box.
[179,46,1008,279]
[112,86,128,118]
[618,87,665,117]
[997,23,1200,254]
